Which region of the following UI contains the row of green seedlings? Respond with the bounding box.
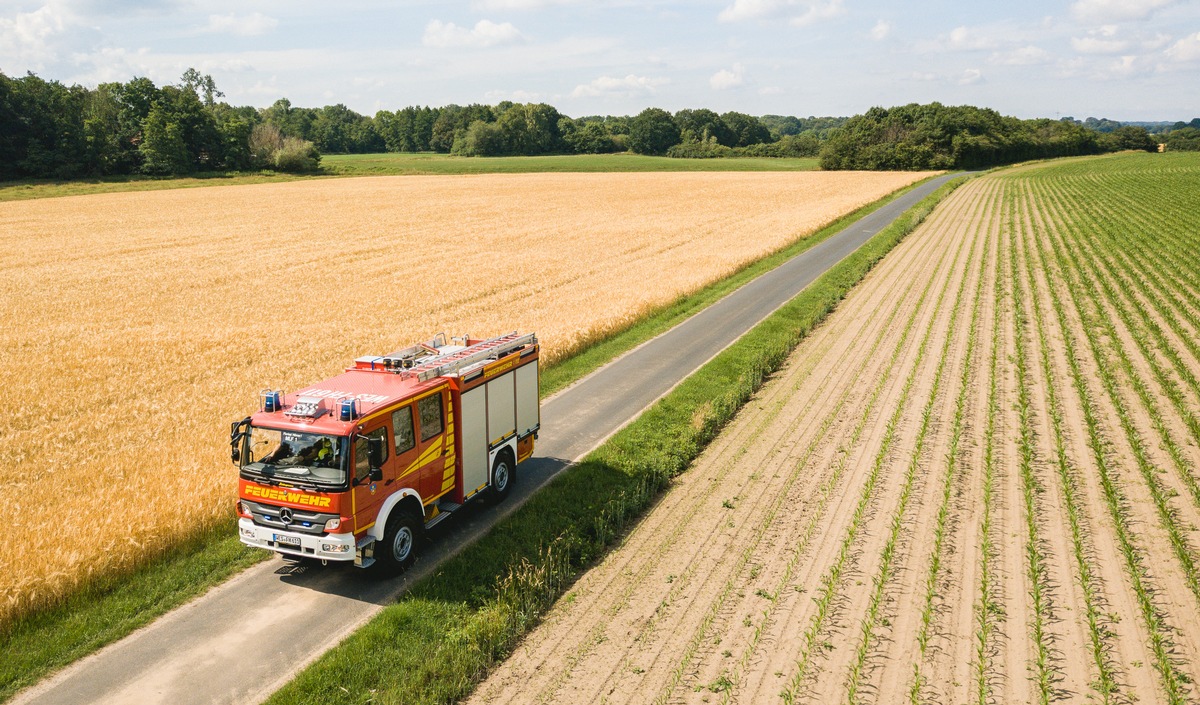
[1013,183,1122,703]
[1032,177,1200,606]
[1048,182,1200,515]
[971,195,1006,705]
[842,181,983,705]
[1022,176,1191,705]
[1006,187,1060,705]
[1082,169,1200,367]
[779,198,968,705]
[1054,169,1200,427]
[906,182,998,704]
[712,203,963,705]
[1065,201,1200,518]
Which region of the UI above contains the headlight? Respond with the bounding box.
[238,501,252,517]
[321,543,351,553]
[324,517,341,531]
[239,525,255,539]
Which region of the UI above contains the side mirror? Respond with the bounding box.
[367,436,385,474]
[230,417,250,465]
[369,467,383,482]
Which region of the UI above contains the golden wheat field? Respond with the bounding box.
[0,170,931,623]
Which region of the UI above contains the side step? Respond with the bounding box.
[425,501,462,530]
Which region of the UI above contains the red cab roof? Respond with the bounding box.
[249,368,445,436]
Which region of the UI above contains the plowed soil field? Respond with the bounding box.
[468,153,1200,705]
[0,170,931,625]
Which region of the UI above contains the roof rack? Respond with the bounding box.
[400,331,535,382]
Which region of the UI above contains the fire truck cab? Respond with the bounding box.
[230,332,539,574]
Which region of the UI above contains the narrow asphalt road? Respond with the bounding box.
[13,172,967,705]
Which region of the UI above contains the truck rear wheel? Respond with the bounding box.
[376,509,422,575]
[492,451,515,501]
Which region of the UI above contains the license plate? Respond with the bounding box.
[274,534,301,547]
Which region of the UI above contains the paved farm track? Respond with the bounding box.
[469,154,1200,705]
[10,173,964,705]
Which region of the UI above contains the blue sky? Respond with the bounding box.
[1,0,1197,120]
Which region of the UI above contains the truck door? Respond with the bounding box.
[415,389,451,501]
[351,424,390,534]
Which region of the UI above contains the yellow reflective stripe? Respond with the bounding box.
[398,442,442,479]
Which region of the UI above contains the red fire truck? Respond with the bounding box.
[230,332,539,573]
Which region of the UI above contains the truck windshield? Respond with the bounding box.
[241,427,348,487]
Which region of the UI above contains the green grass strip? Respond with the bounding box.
[0,176,939,702]
[264,179,969,705]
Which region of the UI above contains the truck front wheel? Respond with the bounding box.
[376,509,422,574]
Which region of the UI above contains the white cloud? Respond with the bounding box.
[0,1,80,65]
[422,19,525,48]
[947,25,1000,50]
[484,88,549,102]
[206,12,278,37]
[1071,0,1180,23]
[1109,54,1143,75]
[472,0,575,8]
[989,45,1051,65]
[759,85,783,95]
[718,0,845,28]
[907,68,983,85]
[869,20,890,41]
[1166,31,1200,62]
[1071,24,1130,53]
[571,74,668,98]
[710,63,745,90]
[1072,35,1129,53]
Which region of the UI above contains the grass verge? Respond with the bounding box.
[0,173,952,703]
[263,175,969,705]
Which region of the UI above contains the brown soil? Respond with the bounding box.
[467,167,1200,704]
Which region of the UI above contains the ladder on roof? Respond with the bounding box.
[399,332,536,382]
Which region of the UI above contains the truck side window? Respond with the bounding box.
[418,393,443,442]
[354,426,389,481]
[393,406,415,454]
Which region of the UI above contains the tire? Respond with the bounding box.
[375,509,422,575]
[491,451,515,501]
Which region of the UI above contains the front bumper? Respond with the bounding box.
[238,518,356,561]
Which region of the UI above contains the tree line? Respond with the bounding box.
[2,68,1197,180]
[0,69,841,179]
[816,103,1178,171]
[0,69,323,179]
